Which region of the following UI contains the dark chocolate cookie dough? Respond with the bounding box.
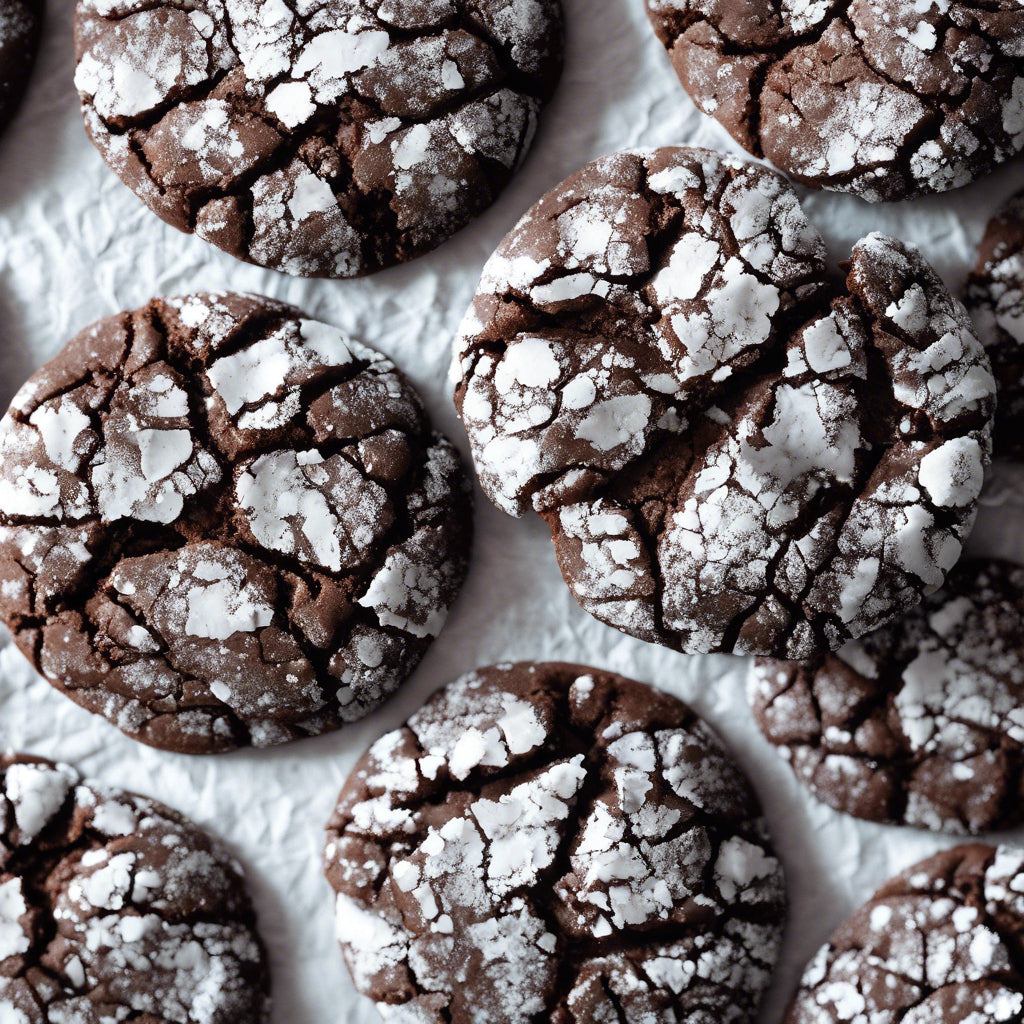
[325,662,786,1024]
[645,0,1024,202]
[0,293,472,753]
[0,754,269,1023]
[0,0,41,136]
[453,147,996,659]
[967,190,1024,461]
[752,558,1024,834]
[785,843,1024,1024]
[73,0,564,277]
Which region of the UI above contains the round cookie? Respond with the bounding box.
[967,190,1024,461]
[784,843,1024,1024]
[645,1,1024,202]
[452,147,996,659]
[0,293,473,753]
[751,558,1024,834]
[0,754,268,1023]
[73,0,564,278]
[324,661,786,1024]
[0,0,42,136]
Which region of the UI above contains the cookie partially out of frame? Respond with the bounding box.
[0,293,472,753]
[73,0,564,278]
[325,661,786,1024]
[453,146,996,659]
[0,754,269,1023]
[0,0,42,136]
[967,190,1024,461]
[646,0,1024,202]
[785,844,1024,1024]
[752,558,1024,835]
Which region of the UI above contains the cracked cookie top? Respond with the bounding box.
[785,843,1024,1024]
[453,147,996,659]
[72,0,564,278]
[0,0,41,136]
[967,190,1024,461]
[645,0,1024,202]
[0,292,473,753]
[752,558,1024,834]
[0,754,269,1024]
[324,662,785,1024]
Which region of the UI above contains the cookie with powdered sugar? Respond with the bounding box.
[645,1,1024,203]
[0,754,269,1022]
[0,293,472,753]
[324,661,786,1024]
[752,558,1024,834]
[72,0,563,278]
[0,0,41,136]
[785,843,1024,1024]
[452,147,996,659]
[967,190,1024,461]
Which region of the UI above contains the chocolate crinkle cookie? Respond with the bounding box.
[785,843,1024,1024]
[0,754,269,1024]
[966,190,1024,461]
[73,0,564,278]
[752,558,1024,834]
[0,0,41,136]
[324,662,786,1024]
[0,293,472,753]
[453,147,995,659]
[645,0,1024,203]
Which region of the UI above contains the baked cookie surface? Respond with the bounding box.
[785,843,1024,1024]
[752,558,1024,834]
[0,754,269,1023]
[0,293,472,753]
[73,0,564,277]
[645,0,1024,202]
[0,0,41,136]
[967,190,1024,461]
[324,661,786,1024]
[453,147,995,659]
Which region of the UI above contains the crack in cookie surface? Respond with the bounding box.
[0,754,269,1024]
[784,844,1024,1024]
[73,0,564,277]
[752,558,1024,834]
[0,292,473,753]
[453,147,995,658]
[323,662,786,1024]
[0,0,41,135]
[967,189,1024,461]
[645,0,1024,202]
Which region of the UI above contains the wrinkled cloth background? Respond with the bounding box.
[1,3,1023,1022]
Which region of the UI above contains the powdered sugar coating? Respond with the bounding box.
[966,189,1024,460]
[0,293,472,753]
[453,147,995,658]
[324,661,785,1024]
[646,0,1024,202]
[752,558,1024,834]
[0,0,40,136]
[0,754,268,1024]
[784,843,1024,1024]
[73,0,563,277]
